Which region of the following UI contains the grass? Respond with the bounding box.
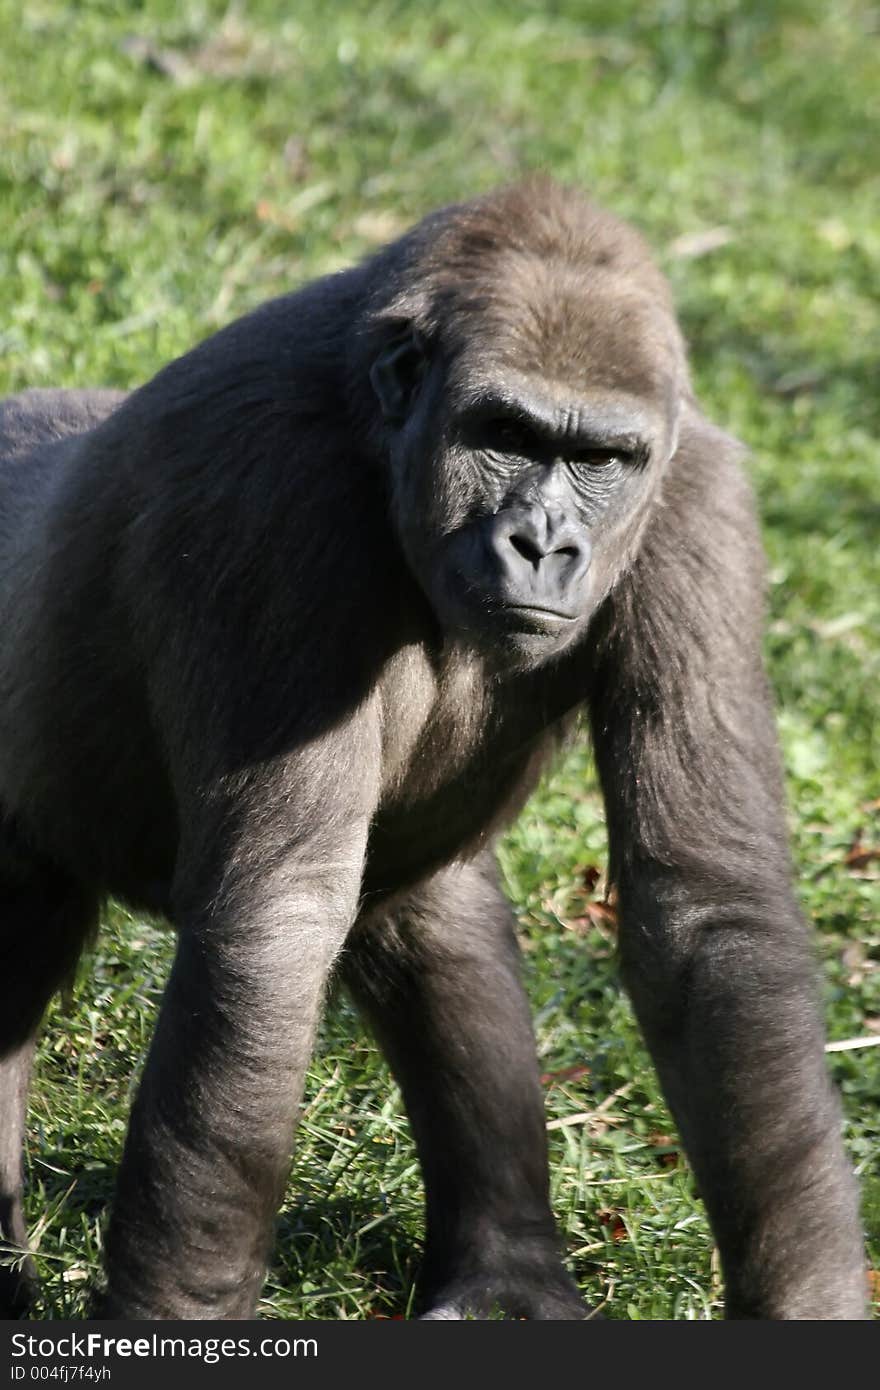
[1,0,878,1319]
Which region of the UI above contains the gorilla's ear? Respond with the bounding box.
[370,325,427,423]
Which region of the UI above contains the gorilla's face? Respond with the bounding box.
[371,305,681,673]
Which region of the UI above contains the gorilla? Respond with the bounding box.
[0,178,867,1320]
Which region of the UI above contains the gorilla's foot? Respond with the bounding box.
[419,1256,592,1320]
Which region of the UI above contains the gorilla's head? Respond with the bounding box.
[368,181,687,672]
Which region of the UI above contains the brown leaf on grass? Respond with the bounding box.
[647,1132,680,1168]
[867,1268,880,1305]
[255,200,300,232]
[844,831,880,871]
[578,864,602,892]
[597,1209,628,1242]
[565,901,618,938]
[566,873,618,928]
[586,899,618,927]
[568,910,616,934]
[540,1063,591,1087]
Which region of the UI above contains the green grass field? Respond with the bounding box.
[1,0,878,1319]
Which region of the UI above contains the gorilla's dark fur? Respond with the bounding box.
[0,180,866,1319]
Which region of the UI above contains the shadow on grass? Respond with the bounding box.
[270,1197,420,1318]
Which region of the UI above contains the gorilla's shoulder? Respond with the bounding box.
[0,387,128,460]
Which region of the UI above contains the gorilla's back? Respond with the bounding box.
[0,389,126,560]
[0,388,126,465]
[0,387,178,903]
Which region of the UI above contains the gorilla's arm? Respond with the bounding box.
[100,717,382,1318]
[588,412,866,1319]
[343,856,586,1320]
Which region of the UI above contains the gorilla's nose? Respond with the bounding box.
[486,508,591,611]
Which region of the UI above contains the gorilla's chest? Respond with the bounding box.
[363,646,579,898]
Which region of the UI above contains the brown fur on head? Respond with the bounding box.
[360,180,687,672]
[371,177,687,398]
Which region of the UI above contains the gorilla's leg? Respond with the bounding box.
[0,1041,36,1317]
[616,877,866,1318]
[344,855,587,1320]
[589,449,868,1318]
[0,831,96,1316]
[98,827,369,1319]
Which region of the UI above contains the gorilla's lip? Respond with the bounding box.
[499,604,578,628]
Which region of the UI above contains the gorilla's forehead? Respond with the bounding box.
[448,292,679,411]
[447,365,672,454]
[442,256,682,406]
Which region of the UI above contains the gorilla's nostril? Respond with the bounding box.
[509,532,544,566]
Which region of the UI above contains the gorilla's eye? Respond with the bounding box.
[485,418,535,456]
[568,446,625,468]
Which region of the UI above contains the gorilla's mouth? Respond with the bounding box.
[498,604,577,634]
[440,574,584,640]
